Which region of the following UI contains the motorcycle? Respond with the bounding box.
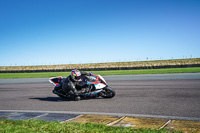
[49,73,115,99]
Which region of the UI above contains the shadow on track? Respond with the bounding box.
[29,97,70,102]
[29,96,100,102]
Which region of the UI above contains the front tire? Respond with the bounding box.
[100,86,115,98]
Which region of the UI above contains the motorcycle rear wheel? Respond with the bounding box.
[100,86,115,98]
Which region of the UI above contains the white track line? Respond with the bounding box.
[159,120,171,129]
[1,110,200,122]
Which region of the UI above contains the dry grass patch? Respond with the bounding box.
[0,58,200,71]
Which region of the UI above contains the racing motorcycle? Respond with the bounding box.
[49,73,115,99]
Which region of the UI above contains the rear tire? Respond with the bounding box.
[100,86,115,98]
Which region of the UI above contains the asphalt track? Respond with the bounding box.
[0,73,200,121]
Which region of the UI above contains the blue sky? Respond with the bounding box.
[0,0,199,66]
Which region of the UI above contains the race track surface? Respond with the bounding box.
[0,73,200,120]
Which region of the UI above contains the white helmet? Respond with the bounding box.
[71,69,81,81]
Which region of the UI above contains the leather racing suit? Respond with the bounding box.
[61,71,91,99]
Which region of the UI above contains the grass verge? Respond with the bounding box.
[0,67,200,79]
[0,119,181,133]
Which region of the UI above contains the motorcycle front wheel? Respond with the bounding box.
[100,86,115,98]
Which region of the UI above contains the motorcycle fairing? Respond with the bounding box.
[95,83,106,89]
[49,76,63,87]
[87,82,106,89]
[80,89,102,96]
[87,74,106,89]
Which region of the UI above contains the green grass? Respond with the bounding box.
[0,67,200,79]
[0,119,181,133]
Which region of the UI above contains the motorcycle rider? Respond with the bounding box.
[61,69,92,101]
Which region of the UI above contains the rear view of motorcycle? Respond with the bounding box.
[49,73,115,100]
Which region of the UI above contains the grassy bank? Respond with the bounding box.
[0,67,200,79]
[0,119,181,133]
[0,58,200,71]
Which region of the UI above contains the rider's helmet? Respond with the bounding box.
[71,69,81,81]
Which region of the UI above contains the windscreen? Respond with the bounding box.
[87,75,97,82]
